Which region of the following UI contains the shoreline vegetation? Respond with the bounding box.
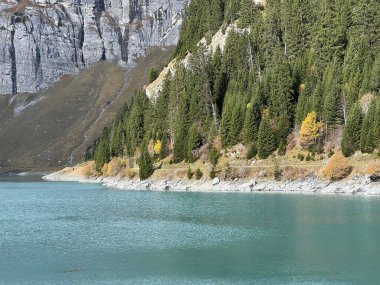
[43,153,380,196]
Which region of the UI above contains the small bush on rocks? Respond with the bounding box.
[195,168,203,180]
[328,148,335,158]
[321,154,353,181]
[125,169,137,179]
[273,163,282,181]
[187,167,194,179]
[209,167,217,179]
[246,144,258,160]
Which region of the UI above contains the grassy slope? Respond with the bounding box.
[0,47,174,173]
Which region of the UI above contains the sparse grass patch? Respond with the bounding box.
[366,161,380,175]
[125,169,137,179]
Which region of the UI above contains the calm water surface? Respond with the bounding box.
[1,178,380,284]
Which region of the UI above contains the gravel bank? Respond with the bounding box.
[43,172,380,196]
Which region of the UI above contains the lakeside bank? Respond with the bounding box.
[43,170,380,196]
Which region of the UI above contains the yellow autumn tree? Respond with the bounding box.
[153,140,162,155]
[299,112,323,148]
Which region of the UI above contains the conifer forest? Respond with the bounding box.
[86,0,380,179]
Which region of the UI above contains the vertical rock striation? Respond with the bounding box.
[0,0,186,94]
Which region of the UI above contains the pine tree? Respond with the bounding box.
[239,0,259,28]
[341,103,362,157]
[187,124,200,162]
[370,54,380,92]
[139,143,154,180]
[311,0,346,71]
[360,102,376,153]
[257,115,276,159]
[173,89,190,163]
[210,0,224,33]
[371,101,380,148]
[224,0,240,23]
[322,60,343,127]
[220,91,234,147]
[94,128,111,172]
[212,47,228,115]
[148,68,159,83]
[230,101,244,145]
[268,44,294,137]
[243,98,261,143]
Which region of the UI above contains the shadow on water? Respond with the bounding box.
[0,174,45,182]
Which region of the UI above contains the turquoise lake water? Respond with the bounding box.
[1,178,380,284]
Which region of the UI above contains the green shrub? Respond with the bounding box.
[195,168,203,180]
[273,164,282,181]
[209,146,220,166]
[148,67,159,83]
[246,144,258,160]
[187,167,194,179]
[209,167,217,179]
[278,141,286,156]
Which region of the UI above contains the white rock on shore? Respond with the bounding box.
[42,172,380,196]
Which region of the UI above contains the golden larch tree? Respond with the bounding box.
[299,112,323,148]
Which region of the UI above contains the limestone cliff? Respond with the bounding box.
[0,0,186,94]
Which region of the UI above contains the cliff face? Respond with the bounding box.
[0,0,186,94]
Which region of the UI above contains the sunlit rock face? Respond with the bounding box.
[0,0,186,94]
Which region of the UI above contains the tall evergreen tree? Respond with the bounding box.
[257,115,276,159]
[341,103,362,157]
[360,102,376,153]
[243,97,261,143]
[139,143,154,180]
[187,124,200,162]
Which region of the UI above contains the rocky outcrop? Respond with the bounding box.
[0,0,186,94]
[146,23,250,100]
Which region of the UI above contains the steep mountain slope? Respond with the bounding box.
[0,0,186,94]
[0,46,173,172]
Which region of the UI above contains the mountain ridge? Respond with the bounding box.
[0,0,186,94]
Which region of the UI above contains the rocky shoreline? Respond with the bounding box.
[43,172,380,196]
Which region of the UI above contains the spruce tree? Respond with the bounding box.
[173,86,190,163]
[360,102,376,153]
[220,91,234,147]
[187,124,200,162]
[257,115,276,159]
[210,0,224,33]
[94,128,111,172]
[243,99,261,143]
[268,44,294,138]
[139,143,154,180]
[322,60,343,127]
[370,54,380,92]
[212,47,228,115]
[341,103,362,157]
[230,101,244,145]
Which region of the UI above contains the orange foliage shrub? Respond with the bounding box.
[321,154,353,181]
